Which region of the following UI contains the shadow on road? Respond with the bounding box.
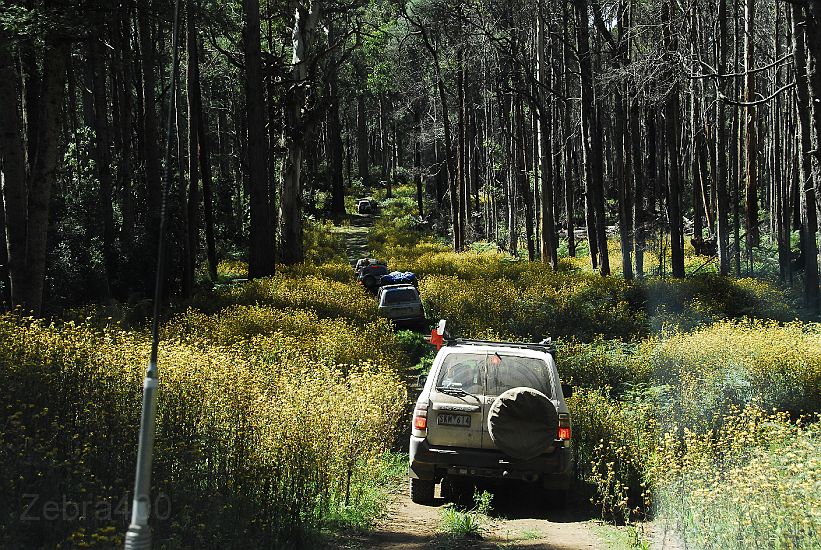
[448,481,597,524]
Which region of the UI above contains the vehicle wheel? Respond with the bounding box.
[409,478,435,504]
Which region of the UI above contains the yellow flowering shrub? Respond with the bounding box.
[650,407,821,549]
[0,312,406,547]
[203,273,378,324]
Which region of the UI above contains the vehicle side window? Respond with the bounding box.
[486,355,553,398]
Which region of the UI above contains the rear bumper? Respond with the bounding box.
[408,436,573,490]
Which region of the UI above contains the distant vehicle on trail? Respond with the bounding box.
[376,284,425,328]
[354,258,390,290]
[357,198,378,215]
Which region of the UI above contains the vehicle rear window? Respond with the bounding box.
[437,353,486,393]
[382,289,419,304]
[486,355,552,397]
[435,352,553,397]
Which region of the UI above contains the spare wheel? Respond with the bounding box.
[487,387,558,460]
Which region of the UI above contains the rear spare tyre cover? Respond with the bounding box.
[487,387,558,460]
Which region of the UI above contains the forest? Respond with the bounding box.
[1,0,821,548]
[3,0,821,313]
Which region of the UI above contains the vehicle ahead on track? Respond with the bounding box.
[354,258,389,290]
[376,284,425,328]
[409,324,574,506]
[356,198,378,215]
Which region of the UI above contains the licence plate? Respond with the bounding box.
[437,414,471,427]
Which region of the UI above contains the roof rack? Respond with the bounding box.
[444,337,555,354]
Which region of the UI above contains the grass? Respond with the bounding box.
[322,452,408,532]
[439,490,494,539]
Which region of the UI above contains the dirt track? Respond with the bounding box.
[325,486,607,550]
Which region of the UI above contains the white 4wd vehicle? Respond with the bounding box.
[377,284,425,326]
[409,331,574,505]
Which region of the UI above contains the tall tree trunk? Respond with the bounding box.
[456,49,466,250]
[574,0,609,275]
[114,4,137,284]
[281,1,319,265]
[25,39,68,314]
[381,94,393,198]
[90,29,117,295]
[538,5,557,269]
[776,4,790,282]
[356,61,369,189]
[796,5,820,313]
[744,0,759,261]
[184,0,200,296]
[243,0,275,275]
[0,31,28,308]
[614,0,633,279]
[615,90,633,279]
[187,1,217,282]
[326,18,345,218]
[0,171,7,305]
[646,106,658,271]
[663,2,684,278]
[715,0,730,275]
[631,99,645,277]
[516,97,536,261]
[562,4,576,258]
[137,0,164,292]
[199,110,217,282]
[414,105,424,217]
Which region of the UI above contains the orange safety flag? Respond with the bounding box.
[430,329,444,350]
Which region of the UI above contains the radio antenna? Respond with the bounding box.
[124,0,182,546]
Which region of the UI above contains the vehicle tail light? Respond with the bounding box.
[413,403,429,433]
[558,413,571,441]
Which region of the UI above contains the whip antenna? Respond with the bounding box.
[124,0,182,546]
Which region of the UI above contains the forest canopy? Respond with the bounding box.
[2,0,821,314]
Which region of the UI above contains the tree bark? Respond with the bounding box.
[281,0,320,265]
[663,3,684,278]
[744,0,759,258]
[538,4,557,269]
[414,106,424,217]
[457,48,467,250]
[562,4,576,258]
[187,0,217,282]
[25,39,68,314]
[795,5,820,313]
[326,18,345,218]
[0,31,28,308]
[90,29,117,294]
[114,5,137,281]
[243,0,275,275]
[184,0,201,296]
[574,0,609,275]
